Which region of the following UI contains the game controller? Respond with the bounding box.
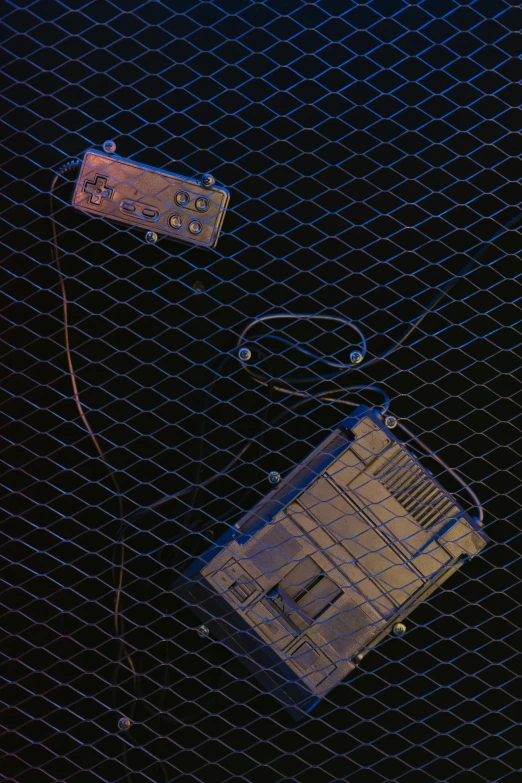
[71,149,230,248]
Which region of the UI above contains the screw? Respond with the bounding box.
[385,415,397,429]
[103,140,117,154]
[392,622,407,636]
[238,347,251,362]
[350,350,363,365]
[200,173,215,189]
[268,471,281,485]
[145,231,159,244]
[197,624,210,638]
[118,716,131,731]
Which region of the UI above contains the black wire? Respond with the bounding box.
[361,211,522,370]
[238,212,522,383]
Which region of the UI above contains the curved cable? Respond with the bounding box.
[50,163,112,463]
[397,420,484,524]
[126,383,389,529]
[266,383,389,414]
[234,217,522,525]
[361,211,522,371]
[239,213,522,380]
[50,162,142,767]
[238,313,367,371]
[126,440,252,525]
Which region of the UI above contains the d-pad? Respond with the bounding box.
[83,174,113,205]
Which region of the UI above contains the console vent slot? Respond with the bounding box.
[374,450,459,528]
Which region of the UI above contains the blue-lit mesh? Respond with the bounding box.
[1,1,521,782]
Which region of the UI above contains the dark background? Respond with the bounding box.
[1,1,522,782]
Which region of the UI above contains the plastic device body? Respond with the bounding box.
[71,150,230,248]
[174,406,488,719]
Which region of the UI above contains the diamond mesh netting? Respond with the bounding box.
[1,1,522,782]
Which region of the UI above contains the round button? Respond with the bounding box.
[169,214,183,229]
[195,197,209,212]
[175,191,189,206]
[188,220,202,234]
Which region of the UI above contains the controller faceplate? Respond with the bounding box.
[72,150,229,248]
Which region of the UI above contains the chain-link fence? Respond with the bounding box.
[1,1,521,782]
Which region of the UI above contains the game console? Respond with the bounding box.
[174,406,488,718]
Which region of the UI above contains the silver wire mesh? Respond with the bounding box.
[1,1,522,782]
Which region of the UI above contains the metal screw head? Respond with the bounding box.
[103,140,117,154]
[392,622,407,636]
[197,624,210,638]
[385,415,398,429]
[350,350,363,365]
[145,231,159,244]
[238,347,251,362]
[201,173,216,189]
[118,716,131,731]
[268,471,281,485]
